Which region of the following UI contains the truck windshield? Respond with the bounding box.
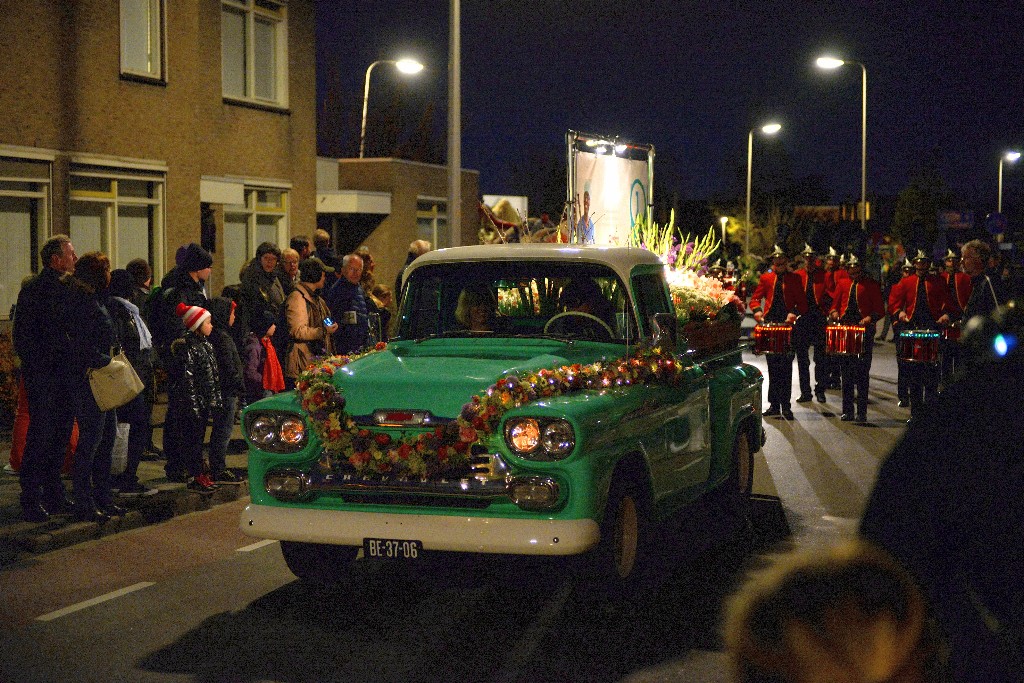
[396,261,639,342]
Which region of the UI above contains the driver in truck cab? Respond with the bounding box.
[557,278,615,334]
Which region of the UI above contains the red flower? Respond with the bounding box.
[397,443,412,460]
[453,440,469,454]
[357,429,370,438]
[374,433,392,446]
[437,445,450,462]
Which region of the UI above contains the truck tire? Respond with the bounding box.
[280,541,358,584]
[729,427,755,518]
[719,428,755,570]
[586,474,650,599]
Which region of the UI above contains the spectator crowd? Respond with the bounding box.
[11,231,429,523]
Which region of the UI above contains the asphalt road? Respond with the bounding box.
[0,342,909,682]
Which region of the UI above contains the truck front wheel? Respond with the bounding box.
[587,475,650,598]
[280,541,358,584]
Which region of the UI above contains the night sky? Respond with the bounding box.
[316,1,1023,216]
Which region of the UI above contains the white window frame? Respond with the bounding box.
[69,165,166,274]
[222,183,290,285]
[0,148,53,320]
[120,0,165,81]
[416,196,450,249]
[221,0,289,108]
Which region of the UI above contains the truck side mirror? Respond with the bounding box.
[650,312,678,351]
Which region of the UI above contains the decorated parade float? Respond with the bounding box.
[239,129,763,597]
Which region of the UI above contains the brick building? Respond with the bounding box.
[0,0,317,316]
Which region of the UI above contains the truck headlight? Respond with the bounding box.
[245,411,308,453]
[504,418,575,461]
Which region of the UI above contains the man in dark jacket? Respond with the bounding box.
[12,235,79,522]
[861,303,1024,682]
[326,254,369,354]
[393,239,431,302]
[151,242,212,481]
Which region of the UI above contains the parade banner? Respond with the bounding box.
[567,132,653,247]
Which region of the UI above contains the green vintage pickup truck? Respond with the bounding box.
[240,244,763,593]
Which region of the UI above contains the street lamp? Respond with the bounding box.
[816,56,868,234]
[359,58,424,159]
[998,150,1021,213]
[745,122,782,257]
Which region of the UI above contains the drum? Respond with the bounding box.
[897,329,941,364]
[825,324,866,357]
[753,323,793,355]
[942,323,961,342]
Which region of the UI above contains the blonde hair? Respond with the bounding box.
[724,540,943,683]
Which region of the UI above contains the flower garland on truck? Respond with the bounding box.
[295,344,687,478]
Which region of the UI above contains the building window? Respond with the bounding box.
[120,0,165,81]
[223,186,289,285]
[69,168,165,273]
[221,0,288,107]
[417,197,450,250]
[0,155,51,320]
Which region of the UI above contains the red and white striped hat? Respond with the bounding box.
[175,302,211,332]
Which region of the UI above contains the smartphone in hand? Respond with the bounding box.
[323,316,334,326]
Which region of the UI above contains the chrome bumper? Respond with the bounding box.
[240,503,601,556]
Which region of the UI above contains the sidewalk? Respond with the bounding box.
[0,395,250,567]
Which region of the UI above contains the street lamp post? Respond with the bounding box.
[359,58,424,159]
[745,122,782,257]
[998,150,1021,213]
[816,56,868,234]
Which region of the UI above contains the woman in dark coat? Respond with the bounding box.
[107,269,157,497]
[70,253,124,522]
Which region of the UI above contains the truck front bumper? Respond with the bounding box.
[240,503,601,556]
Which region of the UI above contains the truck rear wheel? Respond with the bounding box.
[280,541,358,584]
[730,428,754,516]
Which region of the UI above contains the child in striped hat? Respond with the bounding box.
[169,303,222,492]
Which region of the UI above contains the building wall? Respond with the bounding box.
[332,159,480,296]
[0,0,316,297]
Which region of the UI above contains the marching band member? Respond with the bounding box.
[940,247,972,387]
[828,255,884,422]
[821,247,848,390]
[888,250,951,421]
[893,258,914,406]
[793,244,831,404]
[751,246,808,420]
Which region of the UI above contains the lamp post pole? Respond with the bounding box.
[359,60,388,159]
[745,123,781,257]
[448,0,461,245]
[359,58,424,159]
[998,151,1021,213]
[858,62,867,234]
[746,130,753,258]
[816,57,867,233]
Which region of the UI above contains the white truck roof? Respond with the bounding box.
[407,243,666,288]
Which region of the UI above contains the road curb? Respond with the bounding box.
[0,481,249,566]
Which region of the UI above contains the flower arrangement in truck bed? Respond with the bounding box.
[629,212,741,325]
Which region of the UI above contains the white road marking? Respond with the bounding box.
[236,539,278,552]
[35,582,155,622]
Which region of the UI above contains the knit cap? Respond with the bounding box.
[176,302,211,332]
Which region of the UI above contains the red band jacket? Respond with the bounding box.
[750,271,808,317]
[795,268,832,314]
[888,273,951,320]
[944,271,973,316]
[831,277,885,323]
